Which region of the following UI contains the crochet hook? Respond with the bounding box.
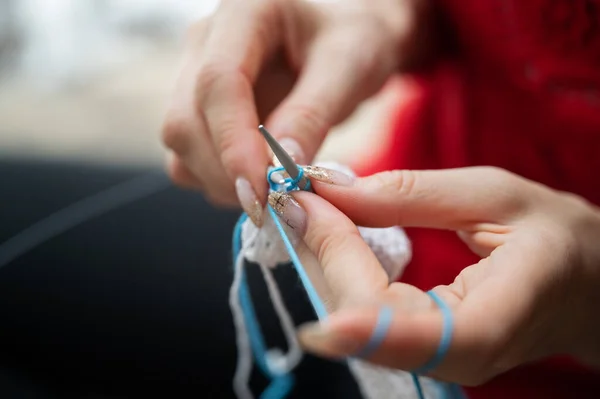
[258,125,313,192]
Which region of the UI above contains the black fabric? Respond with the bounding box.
[0,157,362,398]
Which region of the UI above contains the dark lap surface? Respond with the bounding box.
[0,157,361,398]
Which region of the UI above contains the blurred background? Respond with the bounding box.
[0,0,398,169]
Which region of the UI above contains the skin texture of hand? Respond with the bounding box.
[161,0,436,227]
[267,165,600,385]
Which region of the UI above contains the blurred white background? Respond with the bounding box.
[0,0,397,168]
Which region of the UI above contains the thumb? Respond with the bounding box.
[306,166,534,230]
[266,25,397,164]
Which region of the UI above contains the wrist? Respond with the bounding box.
[567,201,600,367]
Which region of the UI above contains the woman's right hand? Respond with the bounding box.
[161,0,436,227]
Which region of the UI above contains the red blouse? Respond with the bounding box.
[356,1,600,398]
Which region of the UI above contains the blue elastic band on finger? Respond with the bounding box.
[352,305,394,359]
[413,290,454,375]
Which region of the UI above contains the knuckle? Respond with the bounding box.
[166,156,200,189]
[476,166,530,214]
[168,169,194,189]
[196,61,252,100]
[162,115,192,154]
[476,166,522,194]
[372,170,419,197]
[195,61,227,97]
[284,103,329,139]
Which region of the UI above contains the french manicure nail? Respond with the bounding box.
[235,177,264,227]
[271,137,305,166]
[297,322,362,357]
[303,166,355,186]
[268,192,307,236]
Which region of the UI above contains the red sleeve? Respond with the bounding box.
[353,1,600,398]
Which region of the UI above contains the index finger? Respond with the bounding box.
[197,1,282,196]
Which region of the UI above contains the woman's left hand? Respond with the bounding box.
[268,166,600,385]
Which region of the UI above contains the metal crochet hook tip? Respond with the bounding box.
[258,125,312,192]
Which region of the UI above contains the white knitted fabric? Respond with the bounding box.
[241,161,411,280]
[232,162,443,399]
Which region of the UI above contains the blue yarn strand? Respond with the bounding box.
[234,214,270,374]
[352,305,394,359]
[233,213,293,398]
[233,215,270,375]
[267,205,327,320]
[267,166,311,193]
[413,291,454,375]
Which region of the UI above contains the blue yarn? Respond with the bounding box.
[412,372,426,399]
[267,205,327,320]
[267,166,311,193]
[233,164,462,399]
[234,215,270,375]
[413,291,454,375]
[233,215,270,374]
[352,305,394,359]
[233,214,294,398]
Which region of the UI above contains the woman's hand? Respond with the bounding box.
[267,165,600,385]
[161,0,435,227]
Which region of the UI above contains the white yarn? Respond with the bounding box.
[230,161,443,399]
[241,210,299,269]
[259,263,303,373]
[230,219,303,399]
[229,252,254,399]
[348,359,443,399]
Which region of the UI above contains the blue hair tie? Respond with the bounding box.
[413,290,454,375]
[352,306,394,359]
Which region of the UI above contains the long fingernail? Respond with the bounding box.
[303,166,355,186]
[235,177,264,227]
[268,192,306,236]
[297,322,362,358]
[271,138,305,166]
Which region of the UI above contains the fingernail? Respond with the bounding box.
[297,322,362,357]
[271,138,305,166]
[268,192,307,236]
[235,177,264,227]
[303,166,355,186]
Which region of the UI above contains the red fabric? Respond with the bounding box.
[355,1,600,398]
